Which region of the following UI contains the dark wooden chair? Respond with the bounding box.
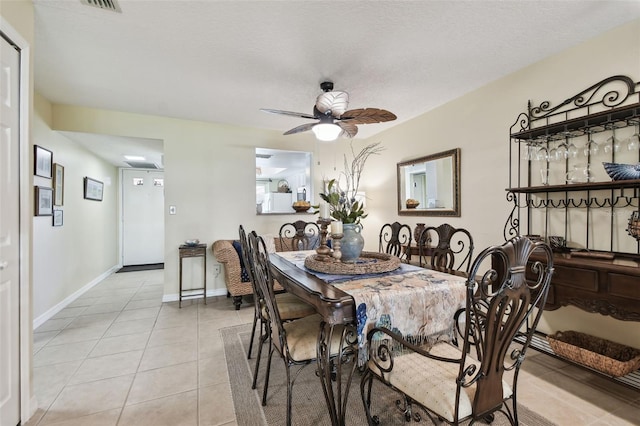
[361,236,554,425]
[378,222,412,262]
[418,223,474,275]
[278,220,320,251]
[238,226,314,391]
[248,232,343,426]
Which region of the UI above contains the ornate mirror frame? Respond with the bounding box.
[397,148,461,217]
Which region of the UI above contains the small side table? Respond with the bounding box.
[179,243,207,307]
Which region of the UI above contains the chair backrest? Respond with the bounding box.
[248,232,288,355]
[238,225,263,306]
[458,236,554,418]
[278,220,320,251]
[378,222,412,260]
[418,223,474,275]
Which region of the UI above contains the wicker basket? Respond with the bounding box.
[547,331,640,377]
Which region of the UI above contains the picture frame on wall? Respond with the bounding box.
[83,177,104,201]
[53,208,63,226]
[35,186,53,216]
[34,145,53,178]
[53,163,64,205]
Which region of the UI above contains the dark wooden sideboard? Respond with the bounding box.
[528,252,640,322]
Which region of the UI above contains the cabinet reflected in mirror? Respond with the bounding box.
[256,148,312,214]
[397,148,460,217]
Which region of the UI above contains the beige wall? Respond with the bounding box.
[50,105,344,299]
[48,19,640,347]
[362,18,640,347]
[32,94,119,322]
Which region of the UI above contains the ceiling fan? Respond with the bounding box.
[260,81,397,141]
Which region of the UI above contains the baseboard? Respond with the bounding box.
[162,287,227,303]
[33,265,121,329]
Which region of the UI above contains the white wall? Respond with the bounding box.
[46,19,640,347]
[32,94,119,321]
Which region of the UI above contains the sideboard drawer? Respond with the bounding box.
[552,265,598,292]
[608,273,640,301]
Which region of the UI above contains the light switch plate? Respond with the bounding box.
[169,206,176,215]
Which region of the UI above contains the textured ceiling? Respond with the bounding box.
[33,0,640,166]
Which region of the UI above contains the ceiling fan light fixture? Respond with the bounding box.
[312,123,342,141]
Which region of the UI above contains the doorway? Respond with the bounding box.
[122,169,165,266]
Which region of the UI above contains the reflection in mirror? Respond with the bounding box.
[256,148,312,214]
[397,148,460,217]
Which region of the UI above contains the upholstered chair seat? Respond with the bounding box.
[368,342,513,423]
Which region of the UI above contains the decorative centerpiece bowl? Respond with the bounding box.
[406,199,420,209]
[603,162,640,181]
[184,239,200,246]
[292,201,311,212]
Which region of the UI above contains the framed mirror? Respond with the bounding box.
[397,148,460,217]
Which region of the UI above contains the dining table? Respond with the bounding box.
[269,249,468,426]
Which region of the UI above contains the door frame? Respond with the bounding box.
[1,16,35,422]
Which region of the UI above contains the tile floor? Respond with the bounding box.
[25,269,640,425]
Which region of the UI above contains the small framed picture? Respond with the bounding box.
[53,163,64,206]
[53,208,63,226]
[34,145,53,178]
[83,177,104,201]
[35,186,53,216]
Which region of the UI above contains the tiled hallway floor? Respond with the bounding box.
[25,269,640,425]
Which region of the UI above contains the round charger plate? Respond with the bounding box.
[304,251,401,275]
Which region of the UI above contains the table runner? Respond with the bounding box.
[273,251,467,365]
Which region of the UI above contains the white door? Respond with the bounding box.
[122,169,165,265]
[0,34,22,426]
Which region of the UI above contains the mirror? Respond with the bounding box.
[256,148,312,214]
[397,148,460,217]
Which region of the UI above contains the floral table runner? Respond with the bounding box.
[273,251,467,365]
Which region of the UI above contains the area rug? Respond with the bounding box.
[222,323,557,426]
[116,263,164,273]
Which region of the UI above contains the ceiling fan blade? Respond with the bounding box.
[316,91,349,117]
[260,108,316,120]
[337,122,358,138]
[339,108,397,124]
[283,122,317,135]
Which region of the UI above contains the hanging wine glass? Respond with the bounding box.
[522,142,536,161]
[603,126,620,154]
[603,135,621,154]
[555,142,569,161]
[536,146,549,162]
[583,131,599,157]
[559,131,578,159]
[626,131,639,151]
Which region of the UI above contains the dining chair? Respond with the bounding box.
[360,235,554,425]
[378,221,412,262]
[278,220,321,251]
[418,223,474,276]
[238,225,315,391]
[248,232,344,426]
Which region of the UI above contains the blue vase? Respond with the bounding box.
[341,223,364,263]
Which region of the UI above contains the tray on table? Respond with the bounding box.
[304,251,401,275]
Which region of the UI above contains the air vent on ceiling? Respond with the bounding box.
[125,161,159,169]
[80,0,122,13]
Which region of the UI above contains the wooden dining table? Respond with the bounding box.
[269,250,468,426]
